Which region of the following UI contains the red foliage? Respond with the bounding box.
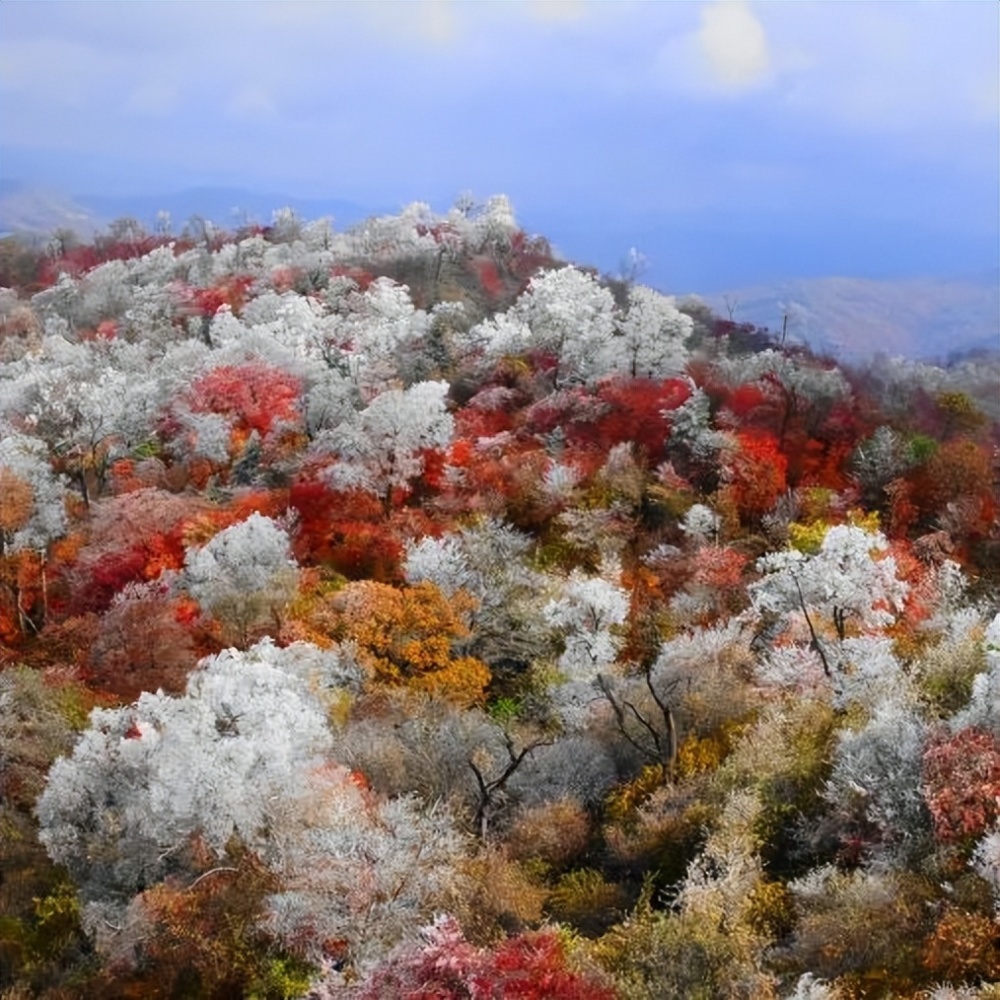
[351,916,615,1000]
[185,275,255,317]
[289,479,402,580]
[35,235,176,288]
[578,377,691,459]
[922,727,1000,845]
[688,544,748,591]
[471,256,505,299]
[907,439,995,532]
[90,585,199,700]
[455,400,515,442]
[721,431,788,522]
[330,265,376,291]
[725,383,770,420]
[78,545,149,613]
[184,361,302,440]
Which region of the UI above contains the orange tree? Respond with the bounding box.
[334,580,490,705]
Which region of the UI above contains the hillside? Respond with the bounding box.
[5,182,997,363]
[0,198,998,999]
[703,273,1000,363]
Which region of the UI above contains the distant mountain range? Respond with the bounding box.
[2,181,997,364]
[0,180,381,240]
[701,273,999,364]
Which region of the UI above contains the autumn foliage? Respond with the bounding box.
[2,202,998,999]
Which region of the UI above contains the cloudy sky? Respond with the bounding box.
[1,0,997,293]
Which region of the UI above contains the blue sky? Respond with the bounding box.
[1,0,997,293]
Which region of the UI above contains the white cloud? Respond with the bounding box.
[698,0,772,93]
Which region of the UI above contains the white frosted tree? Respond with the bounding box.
[36,639,463,970]
[404,518,551,669]
[323,380,453,513]
[512,265,616,384]
[263,767,468,970]
[750,524,909,687]
[601,284,692,379]
[823,695,931,864]
[35,639,350,911]
[544,565,630,680]
[320,276,430,394]
[543,563,630,730]
[184,512,299,645]
[0,433,67,556]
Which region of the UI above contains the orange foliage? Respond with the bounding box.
[335,580,490,704]
[909,439,994,527]
[126,847,285,999]
[922,905,1000,982]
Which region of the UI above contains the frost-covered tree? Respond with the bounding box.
[3,337,142,503]
[36,639,354,913]
[680,502,721,544]
[544,565,630,681]
[36,638,463,971]
[0,433,67,556]
[184,513,299,645]
[751,524,909,682]
[320,277,430,394]
[512,266,616,384]
[824,696,932,863]
[404,519,551,669]
[261,765,468,971]
[323,380,453,513]
[603,284,692,379]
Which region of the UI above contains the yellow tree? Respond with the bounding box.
[335,580,490,705]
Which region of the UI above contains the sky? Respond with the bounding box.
[1,0,998,294]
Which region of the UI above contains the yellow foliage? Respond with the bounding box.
[846,508,881,534]
[336,580,490,705]
[456,848,547,943]
[604,765,667,824]
[547,868,629,934]
[676,717,751,780]
[744,880,795,941]
[788,520,830,555]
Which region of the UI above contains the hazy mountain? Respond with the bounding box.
[0,180,105,239]
[0,181,384,240]
[702,273,1000,363]
[73,186,383,235]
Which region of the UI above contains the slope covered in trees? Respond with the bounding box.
[1,198,998,999]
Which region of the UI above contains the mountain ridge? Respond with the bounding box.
[2,181,997,363]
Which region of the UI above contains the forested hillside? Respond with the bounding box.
[1,198,998,999]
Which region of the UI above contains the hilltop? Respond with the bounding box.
[0,198,998,998]
[3,181,997,362]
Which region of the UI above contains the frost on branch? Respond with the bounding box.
[184,512,299,645]
[512,265,616,384]
[950,612,1000,734]
[35,639,344,910]
[322,380,452,506]
[36,635,458,971]
[264,768,468,972]
[751,524,908,693]
[605,283,692,380]
[823,697,931,864]
[544,566,629,681]
[0,432,67,554]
